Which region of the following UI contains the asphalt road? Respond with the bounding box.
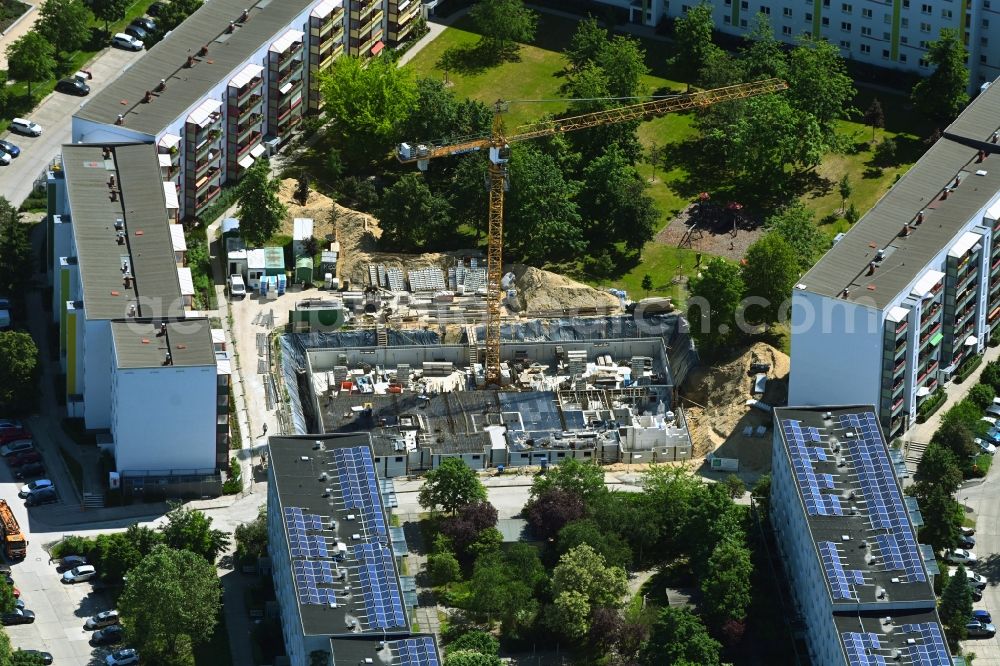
[0,45,146,208]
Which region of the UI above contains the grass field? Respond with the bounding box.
[405,10,931,299]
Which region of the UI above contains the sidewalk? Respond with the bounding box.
[0,3,38,71]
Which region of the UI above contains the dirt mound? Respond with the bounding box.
[512,265,621,315]
[681,343,789,470]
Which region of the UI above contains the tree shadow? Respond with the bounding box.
[437,40,512,76]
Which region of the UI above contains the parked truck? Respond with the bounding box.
[0,500,26,559]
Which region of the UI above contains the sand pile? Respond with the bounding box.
[681,342,789,468]
[512,265,621,315]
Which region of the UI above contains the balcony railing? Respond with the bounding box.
[895,321,908,337]
[196,185,222,209]
[239,94,262,117]
[893,358,906,375]
[237,133,263,156]
[918,360,939,384]
[195,149,221,175]
[278,42,304,65]
[236,78,262,103]
[278,67,303,87]
[195,167,221,192]
[920,322,942,347]
[921,304,941,328]
[277,96,303,123]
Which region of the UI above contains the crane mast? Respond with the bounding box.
[397,78,789,386]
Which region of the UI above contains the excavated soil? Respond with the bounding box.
[277,180,622,313]
[680,342,790,473]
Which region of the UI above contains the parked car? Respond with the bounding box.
[62,565,96,583]
[91,624,124,646]
[962,526,977,537]
[974,610,993,625]
[975,438,997,455]
[987,404,1000,418]
[14,650,51,665]
[84,608,119,630]
[130,16,156,32]
[56,77,90,96]
[947,548,979,565]
[106,648,140,666]
[7,450,41,467]
[9,118,42,136]
[25,487,57,507]
[0,152,11,167]
[229,274,246,299]
[1,609,34,625]
[959,534,977,549]
[0,440,34,457]
[0,140,20,158]
[112,33,144,51]
[18,479,52,499]
[966,620,997,638]
[124,24,148,41]
[59,555,89,573]
[952,566,988,589]
[148,0,169,16]
[14,463,44,480]
[972,585,984,601]
[0,430,33,446]
[0,419,22,432]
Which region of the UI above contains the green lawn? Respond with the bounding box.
[405,10,931,300]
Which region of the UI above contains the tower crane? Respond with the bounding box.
[397,78,788,386]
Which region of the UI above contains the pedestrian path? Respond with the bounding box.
[0,3,38,71]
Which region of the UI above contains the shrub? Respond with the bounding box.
[954,354,984,384]
[968,383,996,411]
[916,388,947,423]
[428,551,461,586]
[51,535,97,560]
[222,456,243,495]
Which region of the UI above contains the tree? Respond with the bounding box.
[467,553,537,632]
[449,154,490,239]
[235,159,286,246]
[672,3,718,80]
[548,589,591,639]
[441,501,499,558]
[0,332,39,414]
[578,146,658,252]
[93,531,145,583]
[687,258,745,353]
[738,14,788,83]
[551,544,628,609]
[445,652,501,666]
[562,64,641,164]
[418,458,487,514]
[36,0,91,58]
[785,37,856,138]
[914,486,964,552]
[723,474,746,500]
[378,174,453,251]
[864,98,885,142]
[118,545,222,663]
[504,144,584,264]
[154,0,202,36]
[642,606,721,666]
[588,607,647,662]
[838,174,853,213]
[529,458,605,503]
[525,488,586,540]
[932,417,977,460]
[911,28,969,123]
[470,0,537,61]
[701,539,753,627]
[5,32,55,97]
[591,491,661,567]
[741,234,798,327]
[565,16,608,71]
[0,198,33,296]
[982,360,1000,394]
[0,579,15,614]
[446,631,499,657]
[160,503,230,563]
[428,551,461,586]
[641,274,653,297]
[557,519,632,569]
[940,565,973,648]
[765,203,826,272]
[234,505,268,562]
[969,383,996,411]
[912,443,962,497]
[319,56,418,159]
[399,78,491,145]
[87,0,128,34]
[680,482,747,574]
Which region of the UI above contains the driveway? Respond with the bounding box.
[0,44,145,208]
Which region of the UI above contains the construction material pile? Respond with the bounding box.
[512,265,621,316]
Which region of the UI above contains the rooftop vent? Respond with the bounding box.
[861,540,868,549]
[299,456,309,462]
[186,55,195,68]
[907,638,916,645]
[116,230,126,245]
[954,175,962,188]
[992,131,999,144]
[143,90,152,103]
[915,210,924,224]
[198,44,209,57]
[115,114,124,126]
[890,577,900,584]
[163,352,173,366]
[875,249,886,261]
[113,216,123,230]
[318,472,327,481]
[978,149,987,163]
[227,20,235,33]
[102,146,112,160]
[240,7,249,21]
[156,79,166,92]
[127,303,136,317]
[842,534,851,542]
[157,322,167,337]
[883,616,893,626]
[840,287,850,299]
[876,586,886,599]
[941,187,950,200]
[893,649,902,661]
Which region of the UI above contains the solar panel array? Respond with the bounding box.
[900,623,951,665]
[839,412,926,582]
[284,507,329,558]
[353,543,406,629]
[782,420,843,516]
[331,446,388,542]
[293,560,338,606]
[842,632,886,666]
[395,637,440,666]
[818,541,862,601]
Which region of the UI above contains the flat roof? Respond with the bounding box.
[329,635,442,666]
[63,143,183,320]
[833,612,953,666]
[268,434,410,638]
[799,81,1000,310]
[75,0,315,136]
[773,405,935,607]
[111,318,217,369]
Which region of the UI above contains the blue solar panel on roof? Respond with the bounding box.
[332,447,389,543]
[899,623,951,666]
[842,632,888,666]
[395,636,440,666]
[352,543,406,630]
[819,541,858,601]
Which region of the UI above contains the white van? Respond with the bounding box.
[228,275,246,299]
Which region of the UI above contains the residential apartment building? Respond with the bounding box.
[788,79,1000,440]
[772,405,960,666]
[267,433,442,666]
[46,143,231,486]
[71,0,417,220]
[595,0,1000,90]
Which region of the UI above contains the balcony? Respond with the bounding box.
[237,115,263,141]
[920,322,943,348]
[893,357,906,375]
[921,304,941,328]
[195,167,221,193]
[217,394,228,415]
[891,379,905,397]
[195,148,221,175]
[237,132,262,156]
[350,0,380,21]
[236,78,262,103]
[277,97,303,123]
[895,321,908,337]
[278,41,304,65]
[196,185,222,210]
[891,397,904,414]
[317,43,344,70]
[956,286,978,313]
[238,94,263,117]
[278,67,303,88]
[918,360,939,384]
